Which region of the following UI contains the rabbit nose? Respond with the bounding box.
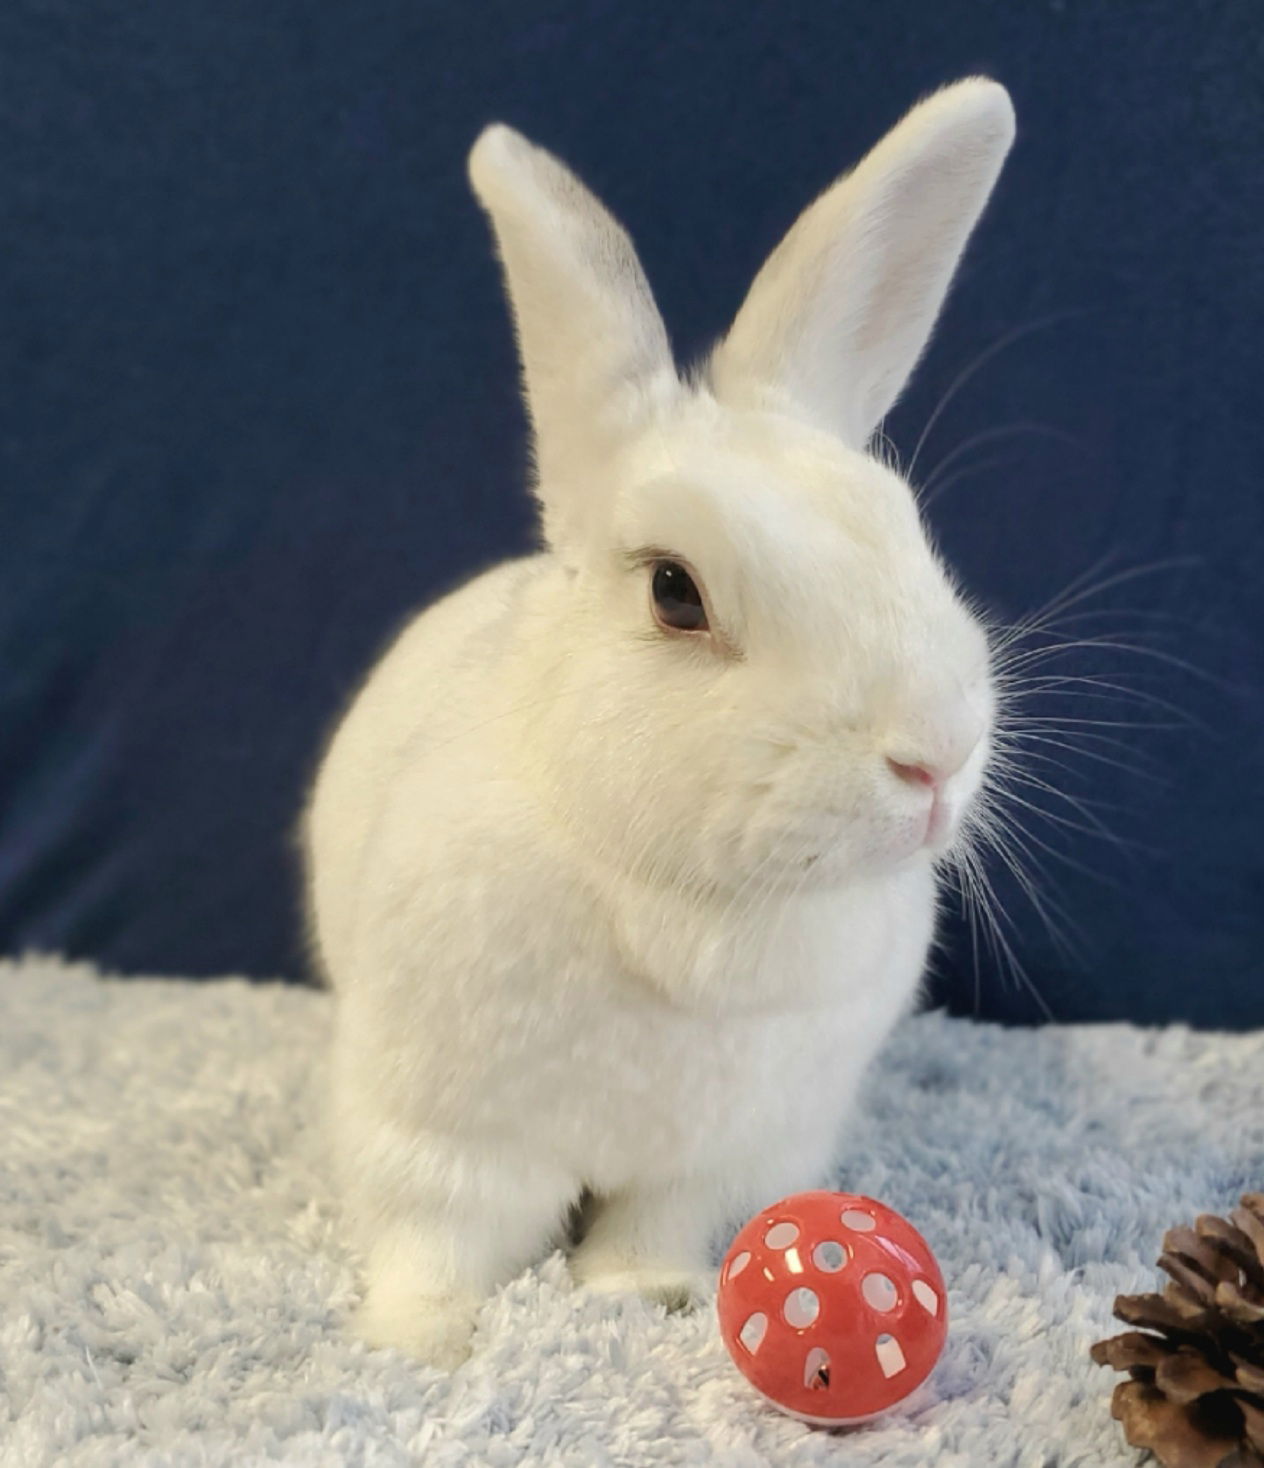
[886,758,939,789]
[885,728,982,790]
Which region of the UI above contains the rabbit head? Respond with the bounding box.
[468,81,1014,895]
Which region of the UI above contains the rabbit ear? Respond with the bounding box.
[710,79,1015,450]
[468,125,677,553]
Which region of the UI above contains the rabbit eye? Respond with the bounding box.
[651,560,708,633]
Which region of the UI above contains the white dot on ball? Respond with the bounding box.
[783,1287,820,1329]
[841,1208,876,1232]
[764,1221,799,1250]
[812,1240,847,1273]
[862,1272,898,1312]
[739,1312,767,1354]
[875,1333,907,1378]
[727,1251,750,1281]
[912,1279,939,1316]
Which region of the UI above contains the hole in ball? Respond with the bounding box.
[862,1272,898,1313]
[875,1333,907,1378]
[812,1240,847,1273]
[912,1279,939,1316]
[783,1287,820,1329]
[764,1221,799,1250]
[804,1346,831,1390]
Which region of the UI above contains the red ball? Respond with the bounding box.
[716,1190,948,1426]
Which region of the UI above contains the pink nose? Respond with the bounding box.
[886,758,940,789]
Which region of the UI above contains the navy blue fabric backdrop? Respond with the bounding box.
[2,1,1261,1025]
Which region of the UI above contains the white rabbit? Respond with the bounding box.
[304,78,1014,1368]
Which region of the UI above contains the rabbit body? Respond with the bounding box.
[306,79,1017,1365]
[311,549,933,1365]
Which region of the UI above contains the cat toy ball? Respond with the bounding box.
[717,1191,948,1426]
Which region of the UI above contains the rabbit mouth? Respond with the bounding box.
[924,792,951,847]
[922,784,981,858]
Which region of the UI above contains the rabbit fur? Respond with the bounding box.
[304,78,1015,1367]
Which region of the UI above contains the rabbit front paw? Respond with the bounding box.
[354,1285,479,1369]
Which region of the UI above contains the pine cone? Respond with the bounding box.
[1091,1194,1264,1468]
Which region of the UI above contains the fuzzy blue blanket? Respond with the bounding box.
[2,957,1260,1466]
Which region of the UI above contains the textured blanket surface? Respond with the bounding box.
[2,956,1262,1467]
